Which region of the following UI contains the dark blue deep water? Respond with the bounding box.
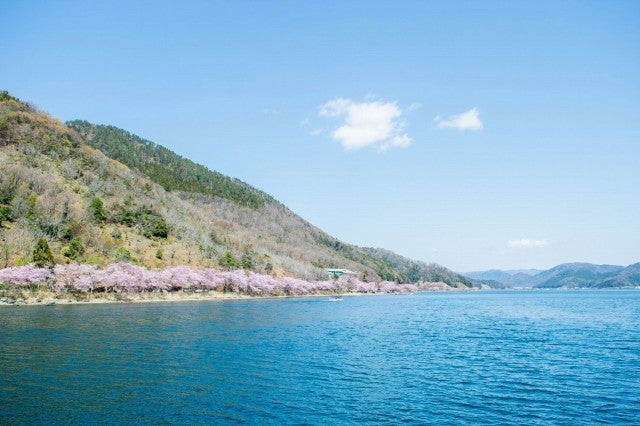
[1,291,639,424]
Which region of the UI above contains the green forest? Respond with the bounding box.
[67,120,271,209]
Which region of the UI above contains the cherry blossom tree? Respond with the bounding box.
[0,264,420,296]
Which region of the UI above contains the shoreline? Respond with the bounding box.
[0,290,249,306]
[1,286,635,307]
[0,289,421,306]
[0,283,476,306]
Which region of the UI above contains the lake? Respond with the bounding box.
[1,291,639,424]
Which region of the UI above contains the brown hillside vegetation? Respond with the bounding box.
[0,91,471,287]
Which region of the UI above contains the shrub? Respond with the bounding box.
[0,205,12,222]
[151,218,168,238]
[114,247,133,262]
[90,197,107,223]
[240,251,255,270]
[219,251,237,270]
[115,205,168,239]
[63,237,85,260]
[26,193,37,220]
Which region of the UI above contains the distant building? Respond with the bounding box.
[326,268,356,278]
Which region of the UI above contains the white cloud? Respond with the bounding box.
[318,97,412,151]
[435,107,483,131]
[310,128,323,136]
[507,239,549,248]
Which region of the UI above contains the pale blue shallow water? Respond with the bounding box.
[1,290,639,425]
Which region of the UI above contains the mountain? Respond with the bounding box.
[464,269,541,287]
[0,90,470,287]
[465,263,638,289]
[533,263,624,289]
[66,120,272,210]
[360,247,473,288]
[596,263,640,288]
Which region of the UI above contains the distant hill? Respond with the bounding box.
[361,247,473,288]
[464,269,541,287]
[533,263,624,289]
[0,90,470,287]
[465,263,639,289]
[596,263,640,288]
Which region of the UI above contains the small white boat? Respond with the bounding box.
[329,296,343,302]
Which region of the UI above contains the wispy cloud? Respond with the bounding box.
[406,102,422,113]
[507,239,549,248]
[435,107,483,131]
[318,97,412,152]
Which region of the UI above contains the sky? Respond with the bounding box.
[1,1,639,271]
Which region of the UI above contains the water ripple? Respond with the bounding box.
[1,291,639,424]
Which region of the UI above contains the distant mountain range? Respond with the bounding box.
[465,263,640,289]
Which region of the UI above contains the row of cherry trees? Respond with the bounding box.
[0,264,418,296]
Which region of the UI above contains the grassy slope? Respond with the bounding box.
[0,91,470,286]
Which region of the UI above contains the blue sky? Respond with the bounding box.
[2,1,639,271]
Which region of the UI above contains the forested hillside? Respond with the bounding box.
[67,121,270,209]
[0,91,470,287]
[534,263,628,289]
[361,247,473,288]
[464,269,541,287]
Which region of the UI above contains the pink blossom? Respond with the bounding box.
[0,264,421,296]
[0,265,54,288]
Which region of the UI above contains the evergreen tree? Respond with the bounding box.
[63,237,85,260]
[219,251,237,270]
[33,237,54,268]
[90,197,107,223]
[151,218,168,238]
[241,251,255,270]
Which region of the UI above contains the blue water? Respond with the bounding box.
[1,291,639,424]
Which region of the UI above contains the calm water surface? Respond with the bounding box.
[1,291,639,424]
